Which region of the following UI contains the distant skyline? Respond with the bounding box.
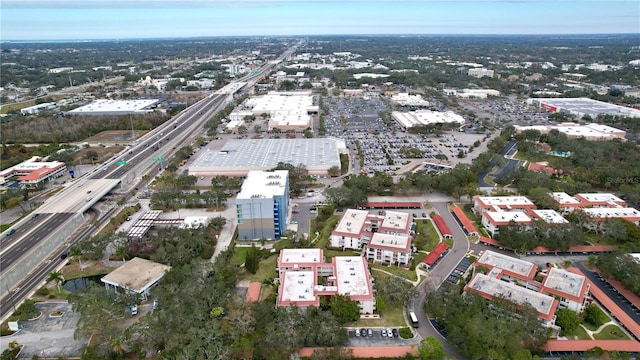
[1,0,638,41]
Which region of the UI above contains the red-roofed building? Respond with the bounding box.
[358,202,422,209]
[420,242,449,270]
[431,214,452,239]
[451,206,478,236]
[528,161,564,175]
[0,156,67,186]
[246,282,262,303]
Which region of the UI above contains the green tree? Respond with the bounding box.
[245,244,260,274]
[583,304,609,327]
[330,294,360,323]
[83,150,99,164]
[555,308,580,335]
[46,271,64,292]
[327,165,341,177]
[418,336,445,360]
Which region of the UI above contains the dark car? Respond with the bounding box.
[60,252,68,260]
[360,328,367,337]
[392,328,399,337]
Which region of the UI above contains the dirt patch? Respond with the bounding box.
[73,146,125,165]
[61,259,116,280]
[84,130,148,143]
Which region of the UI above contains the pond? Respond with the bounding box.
[63,275,103,292]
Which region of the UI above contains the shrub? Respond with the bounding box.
[36,287,49,296]
[583,304,609,327]
[399,327,413,339]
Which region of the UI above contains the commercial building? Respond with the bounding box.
[243,91,318,132]
[236,170,289,240]
[526,97,640,119]
[468,68,494,78]
[391,110,465,130]
[101,257,171,300]
[188,138,342,177]
[389,93,430,107]
[514,122,627,141]
[443,88,501,99]
[473,196,536,216]
[0,156,67,186]
[20,102,56,115]
[329,209,413,250]
[66,99,159,116]
[276,250,375,314]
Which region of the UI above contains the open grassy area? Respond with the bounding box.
[0,224,10,232]
[312,215,340,249]
[593,324,630,340]
[563,325,592,340]
[370,264,417,282]
[239,254,278,283]
[0,95,67,115]
[323,248,361,261]
[414,219,440,251]
[233,247,250,266]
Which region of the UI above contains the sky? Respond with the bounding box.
[1,0,639,41]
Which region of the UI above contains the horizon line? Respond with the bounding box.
[2,32,638,44]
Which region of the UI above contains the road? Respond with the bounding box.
[410,201,471,359]
[0,42,301,322]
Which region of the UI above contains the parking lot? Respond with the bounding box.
[347,327,419,347]
[323,95,485,175]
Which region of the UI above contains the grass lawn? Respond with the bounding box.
[240,254,278,282]
[233,247,250,266]
[351,304,406,328]
[312,215,340,249]
[370,263,417,282]
[414,219,440,251]
[564,325,592,340]
[324,248,361,261]
[0,224,10,232]
[593,324,630,340]
[583,317,611,332]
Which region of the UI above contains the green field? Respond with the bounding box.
[593,324,630,340]
[414,219,440,251]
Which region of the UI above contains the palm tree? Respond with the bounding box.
[111,336,126,357]
[47,271,65,293]
[115,246,128,264]
[69,247,83,268]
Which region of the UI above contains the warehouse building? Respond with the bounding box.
[236,170,289,240]
[391,110,465,130]
[514,122,626,141]
[188,138,342,177]
[66,99,159,116]
[243,91,318,132]
[526,97,640,119]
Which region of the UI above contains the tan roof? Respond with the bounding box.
[101,257,171,292]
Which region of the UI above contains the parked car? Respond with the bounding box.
[386,328,393,338]
[381,328,387,337]
[355,328,360,337]
[360,328,367,337]
[392,328,399,337]
[367,328,373,337]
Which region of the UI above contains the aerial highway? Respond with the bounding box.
[0,42,300,322]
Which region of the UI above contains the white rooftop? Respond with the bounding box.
[582,207,640,220]
[477,250,536,279]
[485,211,532,224]
[334,256,371,297]
[390,93,430,107]
[476,196,535,207]
[576,193,625,204]
[381,211,411,232]
[279,248,323,265]
[392,110,465,128]
[0,156,65,177]
[532,209,569,224]
[67,99,158,114]
[334,209,370,236]
[101,257,171,292]
[544,268,586,298]
[534,98,640,118]
[468,273,555,316]
[190,139,340,170]
[246,91,314,116]
[237,170,288,199]
[549,192,581,205]
[179,216,208,229]
[280,271,316,303]
[368,233,411,251]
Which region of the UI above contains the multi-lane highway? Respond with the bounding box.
[0,42,300,321]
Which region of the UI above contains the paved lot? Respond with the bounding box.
[4,301,86,359]
[346,327,419,347]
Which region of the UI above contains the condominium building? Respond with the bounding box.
[364,233,412,266]
[473,196,536,216]
[329,209,413,250]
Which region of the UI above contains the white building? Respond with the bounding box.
[330,209,413,250]
[0,156,67,186]
[390,93,430,107]
[236,170,289,240]
[66,99,159,116]
[244,91,318,132]
[443,88,500,99]
[473,196,536,215]
[101,257,171,300]
[20,102,56,115]
[468,68,494,78]
[541,268,590,312]
[364,233,412,266]
[391,110,465,130]
[481,211,533,236]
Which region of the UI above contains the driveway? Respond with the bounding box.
[5,301,87,359]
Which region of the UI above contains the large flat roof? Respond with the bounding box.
[477,250,536,279]
[101,257,170,292]
[467,273,556,320]
[279,248,323,266]
[532,98,640,118]
[333,209,370,236]
[532,209,569,224]
[368,233,411,252]
[189,138,340,171]
[67,99,159,115]
[334,256,371,298]
[279,270,317,303]
[484,211,532,224]
[582,207,640,220]
[575,193,625,205]
[476,196,535,207]
[237,170,288,199]
[543,267,586,300]
[549,192,581,205]
[380,210,411,233]
[392,110,465,128]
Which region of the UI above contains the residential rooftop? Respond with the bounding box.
[368,233,411,252]
[279,248,323,266]
[279,270,316,304]
[467,273,557,321]
[582,207,640,220]
[575,193,626,205]
[334,256,371,297]
[543,267,587,299]
[380,210,412,233]
[549,192,581,205]
[333,209,370,236]
[532,209,569,224]
[484,211,532,224]
[476,250,536,279]
[476,196,535,207]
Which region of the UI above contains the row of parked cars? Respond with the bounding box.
[354,328,399,338]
